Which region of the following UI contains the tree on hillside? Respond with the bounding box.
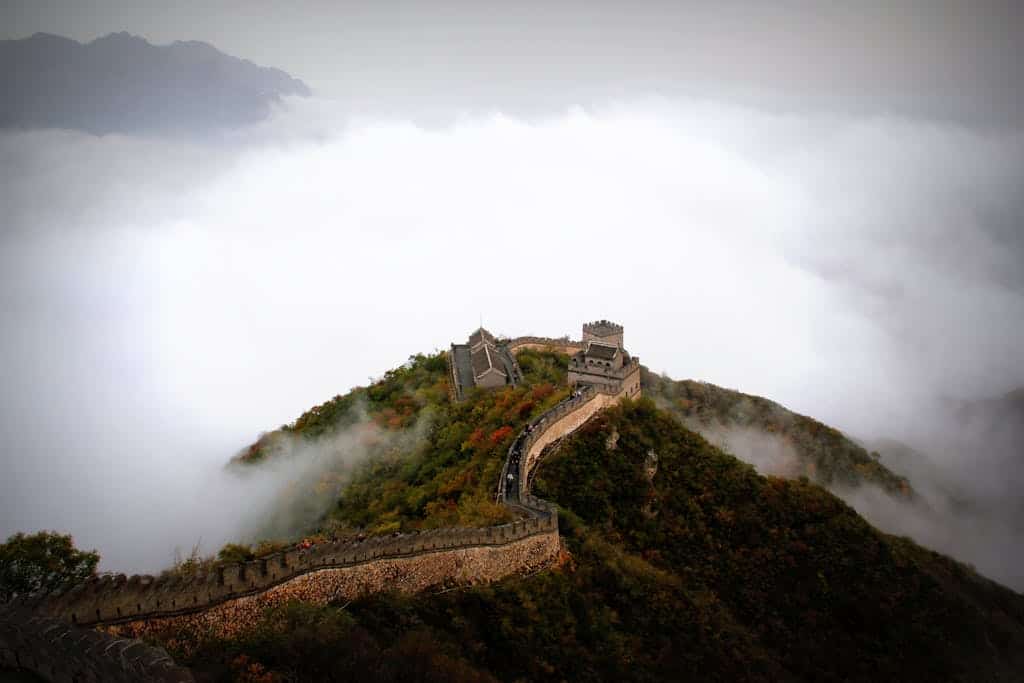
[0,531,100,602]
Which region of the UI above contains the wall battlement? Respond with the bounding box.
[583,320,623,336]
[505,336,585,356]
[3,325,638,680]
[15,518,556,628]
[582,320,624,349]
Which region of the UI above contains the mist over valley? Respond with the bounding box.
[2,4,1023,680]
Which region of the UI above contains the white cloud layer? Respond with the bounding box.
[1,96,1022,574]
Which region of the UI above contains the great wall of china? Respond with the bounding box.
[0,332,638,682]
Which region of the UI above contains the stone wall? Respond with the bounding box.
[446,347,460,402]
[0,605,193,682]
[582,320,624,349]
[105,531,559,645]
[3,327,636,679]
[505,336,585,356]
[568,357,642,399]
[518,387,632,494]
[17,518,557,629]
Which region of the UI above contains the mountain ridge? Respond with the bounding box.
[0,31,311,136]
[5,344,1022,680]
[174,354,1024,680]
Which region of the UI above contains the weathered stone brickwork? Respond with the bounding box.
[3,324,637,680]
[498,383,635,504]
[17,518,556,629]
[582,320,624,349]
[104,532,558,646]
[0,606,193,682]
[505,336,585,356]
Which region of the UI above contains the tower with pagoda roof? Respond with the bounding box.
[449,327,521,400]
[568,320,641,398]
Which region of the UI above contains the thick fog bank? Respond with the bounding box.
[705,422,1024,591]
[1,97,1021,575]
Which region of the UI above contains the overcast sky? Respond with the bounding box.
[1,2,1022,574]
[4,1,1023,126]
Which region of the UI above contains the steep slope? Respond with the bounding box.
[642,367,911,495]
[232,354,909,550]
[173,374,1023,681]
[865,387,1024,591]
[533,401,1024,680]
[0,32,310,135]
[230,349,571,543]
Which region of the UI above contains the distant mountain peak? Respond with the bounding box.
[0,31,311,136]
[28,31,73,41]
[92,30,144,41]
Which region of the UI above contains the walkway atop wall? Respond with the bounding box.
[505,336,585,357]
[1,332,634,682]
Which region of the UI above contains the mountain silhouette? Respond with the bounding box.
[0,32,311,136]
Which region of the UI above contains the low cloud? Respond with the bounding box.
[700,421,1024,591]
[1,96,1021,580]
[685,423,805,480]
[839,483,1024,591]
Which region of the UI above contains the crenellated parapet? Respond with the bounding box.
[15,343,621,632]
[582,320,624,349]
[17,516,557,629]
[505,336,585,356]
[500,379,636,509]
[499,385,596,503]
[3,323,639,679]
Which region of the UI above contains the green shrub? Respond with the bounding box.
[0,531,99,601]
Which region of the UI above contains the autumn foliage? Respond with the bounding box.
[181,395,1024,682]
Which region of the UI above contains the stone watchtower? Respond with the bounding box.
[582,320,624,349]
[568,320,641,398]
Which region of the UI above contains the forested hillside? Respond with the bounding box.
[164,351,1024,681]
[642,368,911,495]
[229,349,570,545]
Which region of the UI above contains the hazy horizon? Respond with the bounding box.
[4,1,1023,128]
